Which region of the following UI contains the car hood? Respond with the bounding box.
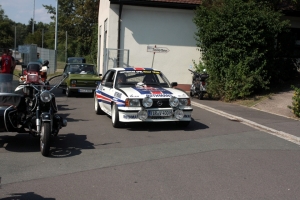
[120,86,189,98]
[68,74,101,80]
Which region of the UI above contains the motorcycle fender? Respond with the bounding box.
[41,112,52,122]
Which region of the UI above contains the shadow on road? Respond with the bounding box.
[0,132,94,158]
[1,192,55,200]
[125,118,209,131]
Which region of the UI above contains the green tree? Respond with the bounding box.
[0,5,14,48]
[44,0,100,63]
[193,0,292,101]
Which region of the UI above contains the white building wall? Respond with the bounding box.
[120,6,200,84]
[97,3,201,85]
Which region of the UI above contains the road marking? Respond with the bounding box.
[192,101,300,146]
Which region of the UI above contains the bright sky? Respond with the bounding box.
[0,0,56,24]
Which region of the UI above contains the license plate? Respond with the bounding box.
[148,110,172,116]
[78,89,92,93]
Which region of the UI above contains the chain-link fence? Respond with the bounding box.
[103,48,130,73]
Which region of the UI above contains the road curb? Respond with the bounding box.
[192,101,300,145]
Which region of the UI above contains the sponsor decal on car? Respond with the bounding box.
[114,91,122,98]
[133,86,173,95]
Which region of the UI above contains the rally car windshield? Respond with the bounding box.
[115,70,171,88]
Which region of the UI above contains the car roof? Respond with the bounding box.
[113,67,160,72]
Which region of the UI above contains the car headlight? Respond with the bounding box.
[137,110,148,120]
[71,80,76,84]
[169,96,179,107]
[179,98,190,106]
[125,99,141,107]
[40,90,52,102]
[142,97,153,108]
[174,109,184,119]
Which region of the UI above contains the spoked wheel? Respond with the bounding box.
[95,93,105,115]
[40,122,51,157]
[111,103,123,128]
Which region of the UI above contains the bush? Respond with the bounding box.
[193,0,291,101]
[288,85,300,118]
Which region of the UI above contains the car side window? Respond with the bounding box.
[101,70,115,87]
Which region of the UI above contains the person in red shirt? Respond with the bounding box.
[0,48,12,73]
[0,48,13,92]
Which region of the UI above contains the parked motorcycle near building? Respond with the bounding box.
[188,69,209,100]
[0,73,68,156]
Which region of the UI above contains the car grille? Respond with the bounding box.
[75,80,95,87]
[149,99,170,108]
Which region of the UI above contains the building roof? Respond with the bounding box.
[110,0,201,9]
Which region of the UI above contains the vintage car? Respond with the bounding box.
[94,67,193,128]
[60,63,101,97]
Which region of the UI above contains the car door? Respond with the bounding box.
[99,70,116,114]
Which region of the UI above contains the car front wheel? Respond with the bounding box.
[66,87,72,97]
[111,103,123,128]
[94,93,105,115]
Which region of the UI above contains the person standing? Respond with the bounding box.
[37,53,43,65]
[0,48,13,92]
[8,49,16,74]
[0,48,12,73]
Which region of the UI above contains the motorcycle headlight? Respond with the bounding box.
[40,90,52,102]
[169,96,179,107]
[142,97,153,108]
[125,99,141,107]
[179,98,190,106]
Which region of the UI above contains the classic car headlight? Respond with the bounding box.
[125,99,141,107]
[179,98,191,106]
[169,96,179,107]
[95,81,100,85]
[174,109,184,119]
[142,97,153,108]
[40,90,52,102]
[71,80,77,84]
[137,110,148,120]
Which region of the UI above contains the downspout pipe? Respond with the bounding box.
[117,3,123,67]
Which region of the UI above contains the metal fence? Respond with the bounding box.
[103,48,130,73]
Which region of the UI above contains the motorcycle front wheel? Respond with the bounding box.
[40,122,51,156]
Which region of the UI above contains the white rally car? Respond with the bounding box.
[94,67,193,128]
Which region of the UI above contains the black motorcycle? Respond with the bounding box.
[0,73,68,156]
[188,69,209,100]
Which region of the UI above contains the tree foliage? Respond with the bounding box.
[44,0,100,63]
[193,0,293,101]
[0,5,14,48]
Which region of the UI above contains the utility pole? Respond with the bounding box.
[32,0,35,34]
[55,0,58,71]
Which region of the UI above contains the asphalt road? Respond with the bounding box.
[0,87,300,200]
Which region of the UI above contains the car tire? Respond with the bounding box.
[111,103,123,128]
[199,92,204,100]
[190,91,194,97]
[94,93,105,115]
[66,87,72,97]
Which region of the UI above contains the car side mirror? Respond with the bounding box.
[63,73,69,78]
[170,82,178,87]
[21,64,27,69]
